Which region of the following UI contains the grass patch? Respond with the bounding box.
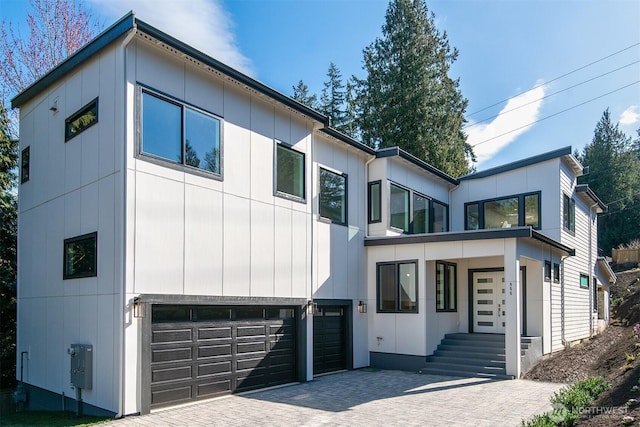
[0,411,111,426]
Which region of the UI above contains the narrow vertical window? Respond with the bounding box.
[21,146,30,184]
[411,193,429,234]
[436,261,457,312]
[142,92,182,163]
[465,203,479,230]
[553,263,560,283]
[319,168,347,224]
[593,278,598,311]
[432,200,449,232]
[524,194,540,229]
[563,194,575,233]
[544,261,551,281]
[63,232,97,279]
[275,143,305,200]
[390,183,409,232]
[368,181,381,223]
[65,98,98,141]
[185,107,221,174]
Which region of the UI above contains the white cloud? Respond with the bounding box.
[466,83,546,165]
[89,0,255,76]
[620,105,640,125]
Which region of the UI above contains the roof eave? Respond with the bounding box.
[376,147,459,186]
[576,184,607,212]
[319,127,376,155]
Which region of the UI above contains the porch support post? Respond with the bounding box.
[504,239,521,377]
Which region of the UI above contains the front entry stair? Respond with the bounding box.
[419,333,541,380]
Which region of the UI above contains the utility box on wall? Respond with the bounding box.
[69,344,93,389]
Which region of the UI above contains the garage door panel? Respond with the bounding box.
[236,325,266,337]
[153,328,192,343]
[151,365,192,383]
[198,327,231,340]
[197,380,231,397]
[152,347,193,363]
[236,341,266,354]
[236,373,267,390]
[198,343,232,358]
[236,357,266,371]
[151,385,192,406]
[197,360,231,377]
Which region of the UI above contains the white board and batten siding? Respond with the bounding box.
[17,43,123,413]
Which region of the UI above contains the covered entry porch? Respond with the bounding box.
[365,227,575,377]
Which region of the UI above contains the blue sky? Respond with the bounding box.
[2,0,639,171]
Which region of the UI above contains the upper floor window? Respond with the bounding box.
[377,260,418,313]
[64,232,97,279]
[319,167,347,225]
[368,181,381,223]
[141,89,221,176]
[65,98,98,141]
[20,146,30,184]
[389,182,449,234]
[563,194,575,233]
[464,192,541,230]
[275,143,305,201]
[579,273,589,289]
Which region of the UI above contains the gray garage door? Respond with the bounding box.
[150,305,297,409]
[313,306,347,375]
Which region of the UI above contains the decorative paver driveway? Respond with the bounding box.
[104,369,565,426]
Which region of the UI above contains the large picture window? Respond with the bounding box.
[377,261,418,313]
[141,89,221,176]
[275,143,305,200]
[436,261,457,312]
[65,98,98,141]
[464,192,541,230]
[563,194,575,233]
[389,182,449,234]
[319,168,347,225]
[64,232,97,279]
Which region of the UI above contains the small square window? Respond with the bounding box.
[580,273,589,289]
[65,98,98,141]
[21,146,30,184]
[319,168,347,224]
[63,232,97,279]
[544,261,551,281]
[275,143,305,200]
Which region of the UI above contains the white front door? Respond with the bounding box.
[473,271,506,334]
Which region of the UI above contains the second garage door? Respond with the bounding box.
[149,305,297,409]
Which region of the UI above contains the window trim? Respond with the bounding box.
[579,273,589,289]
[464,191,542,231]
[137,85,224,180]
[63,232,97,280]
[563,193,576,234]
[65,98,99,141]
[368,180,382,224]
[20,146,30,184]
[319,166,348,226]
[274,141,306,203]
[436,261,457,312]
[376,260,419,313]
[593,277,598,312]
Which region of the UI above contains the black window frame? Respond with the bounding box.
[63,232,97,280]
[388,181,449,234]
[544,261,551,282]
[138,86,223,180]
[20,146,30,184]
[274,141,306,202]
[319,167,348,226]
[376,260,418,313]
[464,191,541,231]
[436,261,457,312]
[563,193,576,234]
[65,98,99,141]
[579,273,589,289]
[368,180,382,224]
[553,263,560,283]
[593,277,598,312]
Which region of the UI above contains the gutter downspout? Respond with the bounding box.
[588,202,598,337]
[364,155,377,238]
[117,25,137,419]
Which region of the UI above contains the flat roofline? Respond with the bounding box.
[364,226,575,255]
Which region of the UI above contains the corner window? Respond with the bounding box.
[377,260,418,313]
[412,193,429,234]
[579,273,589,289]
[436,261,457,312]
[368,181,381,223]
[390,183,409,232]
[544,261,551,281]
[64,232,97,279]
[141,89,221,176]
[65,98,98,141]
[20,146,30,184]
[465,192,541,230]
[563,194,575,233]
[275,143,305,200]
[319,167,347,225]
[389,182,449,234]
[553,263,560,283]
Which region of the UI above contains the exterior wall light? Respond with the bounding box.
[307,300,317,315]
[358,301,367,314]
[133,297,145,318]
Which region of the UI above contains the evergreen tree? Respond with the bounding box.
[357,0,474,176]
[343,76,360,139]
[320,62,347,132]
[291,80,318,110]
[578,109,640,254]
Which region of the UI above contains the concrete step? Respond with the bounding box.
[444,333,505,342]
[436,344,506,354]
[432,349,506,361]
[426,355,506,368]
[419,367,515,380]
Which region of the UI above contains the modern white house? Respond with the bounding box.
[12,13,615,417]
